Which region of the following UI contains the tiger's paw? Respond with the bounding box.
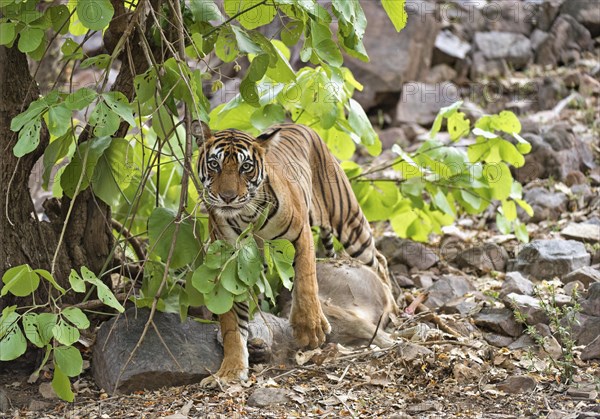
[290,305,331,349]
[200,363,248,389]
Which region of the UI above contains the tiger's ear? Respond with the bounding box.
[256,127,282,142]
[191,120,212,146]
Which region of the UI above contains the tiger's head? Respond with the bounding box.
[192,121,272,217]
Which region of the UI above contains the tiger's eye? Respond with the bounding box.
[207,160,220,171]
[241,161,253,172]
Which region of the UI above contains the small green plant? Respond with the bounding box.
[191,222,295,315]
[0,266,125,401]
[513,284,581,384]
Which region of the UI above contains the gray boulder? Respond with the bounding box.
[454,243,508,273]
[92,308,222,394]
[474,31,532,68]
[560,0,600,37]
[514,240,590,280]
[424,275,476,309]
[500,272,535,299]
[562,266,600,288]
[522,187,568,223]
[473,307,524,337]
[345,0,440,110]
[396,82,460,126]
[535,14,594,66]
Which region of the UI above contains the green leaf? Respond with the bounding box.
[205,241,235,269]
[215,27,239,62]
[54,346,83,377]
[47,104,72,137]
[498,139,525,168]
[515,199,534,217]
[514,222,529,243]
[491,110,521,134]
[246,53,270,82]
[238,238,262,286]
[61,136,112,198]
[281,19,304,46]
[18,27,44,53]
[0,310,26,361]
[80,54,111,69]
[192,264,220,293]
[267,239,295,290]
[322,128,356,161]
[487,163,512,200]
[10,99,47,132]
[77,0,114,31]
[205,283,234,315]
[429,101,463,139]
[102,92,136,127]
[62,307,90,329]
[250,104,285,131]
[69,270,86,293]
[447,111,470,141]
[311,21,343,67]
[220,260,247,295]
[1,264,40,297]
[91,138,136,206]
[190,0,224,22]
[390,210,418,238]
[89,102,120,137]
[13,118,42,157]
[134,68,158,104]
[347,98,377,146]
[266,41,296,83]
[64,88,96,111]
[35,269,67,294]
[50,5,71,34]
[0,22,17,45]
[148,208,203,270]
[432,189,455,216]
[52,318,80,346]
[37,313,58,344]
[460,189,483,212]
[231,25,262,55]
[42,130,75,189]
[513,133,531,154]
[382,0,407,32]
[80,267,125,313]
[240,78,260,106]
[22,313,44,348]
[224,0,276,30]
[52,366,74,402]
[61,38,83,59]
[496,213,511,235]
[502,199,517,221]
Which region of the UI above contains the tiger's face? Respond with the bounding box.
[192,121,266,217]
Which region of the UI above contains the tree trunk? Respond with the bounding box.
[0,45,114,310]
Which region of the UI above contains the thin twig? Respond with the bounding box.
[68,293,130,311]
[111,219,146,261]
[366,313,384,348]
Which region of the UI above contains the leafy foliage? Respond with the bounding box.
[346,102,531,242]
[191,224,295,314]
[0,267,122,400]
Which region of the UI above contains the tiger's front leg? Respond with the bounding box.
[289,225,331,348]
[200,304,249,388]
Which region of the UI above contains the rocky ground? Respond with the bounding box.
[3,0,600,417]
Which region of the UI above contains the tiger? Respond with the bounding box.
[192,121,397,387]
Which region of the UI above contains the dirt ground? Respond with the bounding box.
[1,327,599,418]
